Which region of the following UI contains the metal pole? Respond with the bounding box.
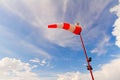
[80,33,94,80]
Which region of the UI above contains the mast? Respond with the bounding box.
[80,33,94,80]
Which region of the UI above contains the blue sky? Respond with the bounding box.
[0,0,120,80]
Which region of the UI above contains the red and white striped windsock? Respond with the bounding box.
[48,23,82,35]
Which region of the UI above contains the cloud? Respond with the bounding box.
[110,0,120,48]
[57,72,89,80]
[0,0,113,50]
[91,34,111,55]
[57,57,120,80]
[110,53,120,58]
[0,57,40,80]
[30,58,48,67]
[0,25,51,59]
[20,41,51,59]
[39,59,47,66]
[30,58,40,63]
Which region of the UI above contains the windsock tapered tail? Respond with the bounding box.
[48,23,82,35]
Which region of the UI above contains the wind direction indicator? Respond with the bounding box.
[48,22,94,80]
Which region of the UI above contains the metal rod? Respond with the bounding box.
[80,33,94,80]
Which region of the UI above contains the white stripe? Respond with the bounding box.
[68,25,76,32]
[57,23,64,28]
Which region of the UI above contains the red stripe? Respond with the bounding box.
[48,24,57,28]
[63,23,70,30]
[73,26,82,35]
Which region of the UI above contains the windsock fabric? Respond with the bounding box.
[48,23,82,35]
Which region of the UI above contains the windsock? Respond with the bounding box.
[48,23,82,35]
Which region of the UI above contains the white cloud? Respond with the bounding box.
[57,72,90,80]
[110,53,120,58]
[39,59,47,66]
[20,41,51,59]
[75,0,112,28]
[30,58,40,63]
[0,57,40,80]
[30,58,47,67]
[91,34,111,55]
[62,0,68,19]
[110,0,120,48]
[0,0,112,50]
[57,57,120,80]
[0,25,51,59]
